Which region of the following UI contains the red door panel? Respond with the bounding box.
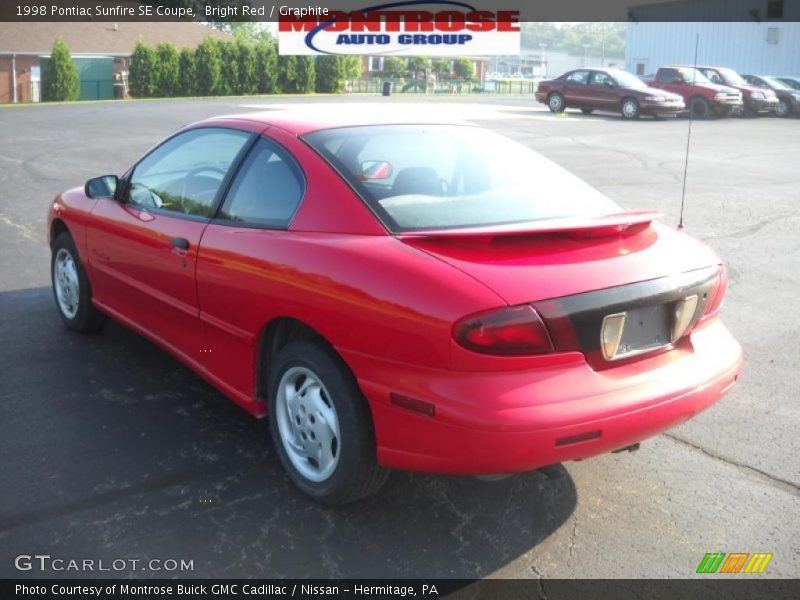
[87,200,206,358]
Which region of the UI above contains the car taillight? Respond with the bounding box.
[696,265,729,327]
[453,305,554,356]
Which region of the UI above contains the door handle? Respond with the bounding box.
[170,237,190,251]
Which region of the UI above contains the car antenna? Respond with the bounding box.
[678,32,700,230]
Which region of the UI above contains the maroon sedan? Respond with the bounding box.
[536,68,685,120]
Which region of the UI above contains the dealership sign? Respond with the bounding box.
[278,2,520,56]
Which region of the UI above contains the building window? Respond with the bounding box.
[767,1,784,19]
[766,27,780,44]
[368,57,384,72]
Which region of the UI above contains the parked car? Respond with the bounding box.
[49,112,742,504]
[646,66,743,117]
[696,66,778,116]
[535,68,685,119]
[774,76,800,91]
[742,74,800,117]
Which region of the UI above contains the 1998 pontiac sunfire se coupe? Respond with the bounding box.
[48,112,742,504]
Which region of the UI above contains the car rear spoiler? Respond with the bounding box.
[396,210,664,240]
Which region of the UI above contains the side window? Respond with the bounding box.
[657,69,676,83]
[218,137,305,228]
[590,72,612,86]
[565,70,590,84]
[127,128,251,218]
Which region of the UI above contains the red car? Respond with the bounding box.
[48,112,743,504]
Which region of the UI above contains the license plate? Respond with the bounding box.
[602,304,671,360]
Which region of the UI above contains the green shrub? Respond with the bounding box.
[195,37,222,95]
[218,40,239,95]
[254,39,278,93]
[155,42,180,97]
[315,56,342,93]
[129,40,157,98]
[236,38,257,95]
[277,55,297,92]
[178,48,196,96]
[42,38,80,101]
[294,56,315,94]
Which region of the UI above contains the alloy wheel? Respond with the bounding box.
[54,248,80,319]
[275,366,341,483]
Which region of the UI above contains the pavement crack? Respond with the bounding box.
[567,514,578,563]
[664,433,800,496]
[530,565,547,600]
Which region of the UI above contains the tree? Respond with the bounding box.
[432,58,450,77]
[453,58,474,81]
[218,40,240,95]
[277,55,297,93]
[294,56,316,94]
[382,56,407,78]
[195,37,222,96]
[129,40,157,98]
[254,39,278,94]
[42,38,80,102]
[178,47,196,96]
[236,38,257,94]
[340,56,362,82]
[407,56,431,73]
[154,42,180,97]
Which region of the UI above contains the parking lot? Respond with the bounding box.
[0,96,798,579]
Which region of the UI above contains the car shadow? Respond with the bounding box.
[0,287,577,578]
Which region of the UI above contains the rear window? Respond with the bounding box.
[303,125,619,233]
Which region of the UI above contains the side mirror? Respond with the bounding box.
[604,80,616,88]
[85,175,119,199]
[360,160,393,181]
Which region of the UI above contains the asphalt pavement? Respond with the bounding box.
[0,95,798,579]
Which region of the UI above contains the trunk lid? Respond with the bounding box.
[399,215,720,305]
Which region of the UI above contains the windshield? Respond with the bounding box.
[717,68,746,86]
[304,125,619,232]
[678,68,711,84]
[761,76,790,90]
[612,70,648,89]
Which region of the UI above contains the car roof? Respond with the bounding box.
[201,107,470,136]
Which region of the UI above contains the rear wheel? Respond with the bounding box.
[690,97,711,118]
[267,340,389,504]
[547,92,565,113]
[775,99,791,118]
[621,97,640,120]
[51,233,107,332]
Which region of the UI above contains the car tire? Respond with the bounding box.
[547,92,565,113]
[51,232,108,333]
[690,97,712,119]
[621,97,640,120]
[581,108,594,115]
[775,99,791,118]
[267,339,389,505]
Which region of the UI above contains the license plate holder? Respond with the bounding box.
[611,304,671,359]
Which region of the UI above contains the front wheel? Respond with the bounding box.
[775,99,791,118]
[268,340,389,504]
[547,92,565,113]
[51,233,107,332]
[621,98,640,120]
[690,97,712,119]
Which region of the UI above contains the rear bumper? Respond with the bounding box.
[343,319,742,474]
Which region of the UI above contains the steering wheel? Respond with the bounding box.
[179,166,227,213]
